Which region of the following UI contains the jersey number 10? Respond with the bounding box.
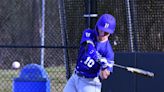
[84,57,95,68]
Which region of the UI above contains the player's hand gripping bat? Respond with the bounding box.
[113,64,154,78]
[97,52,154,78]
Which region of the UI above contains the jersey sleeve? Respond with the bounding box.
[105,43,115,72]
[80,29,95,45]
[79,29,99,61]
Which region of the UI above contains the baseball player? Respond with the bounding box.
[63,14,116,92]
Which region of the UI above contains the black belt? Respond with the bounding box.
[77,73,87,78]
[75,70,102,82]
[75,70,89,78]
[75,70,96,79]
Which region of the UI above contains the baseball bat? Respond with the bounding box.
[113,64,154,78]
[96,52,154,77]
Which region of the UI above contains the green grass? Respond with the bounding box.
[0,69,19,92]
[46,66,67,92]
[0,66,67,92]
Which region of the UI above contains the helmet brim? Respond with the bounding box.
[97,25,114,34]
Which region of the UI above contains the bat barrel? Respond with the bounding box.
[127,67,154,78]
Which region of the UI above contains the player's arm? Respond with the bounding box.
[98,48,114,80]
[82,40,99,61]
[99,57,114,79]
[80,29,99,61]
[84,41,113,80]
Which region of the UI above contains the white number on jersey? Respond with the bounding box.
[84,57,95,68]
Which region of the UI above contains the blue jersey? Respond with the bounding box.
[75,29,114,78]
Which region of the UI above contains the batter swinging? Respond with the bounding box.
[63,14,116,92]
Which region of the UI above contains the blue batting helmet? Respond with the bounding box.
[96,14,116,34]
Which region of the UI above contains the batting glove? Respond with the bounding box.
[99,57,114,70]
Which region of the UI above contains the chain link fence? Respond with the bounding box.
[0,0,163,92]
[132,0,164,52]
[0,0,65,92]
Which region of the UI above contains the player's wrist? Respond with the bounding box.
[101,66,109,70]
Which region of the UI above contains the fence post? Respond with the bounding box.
[58,0,71,80]
[84,0,98,29]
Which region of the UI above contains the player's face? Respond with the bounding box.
[97,30,110,41]
[98,30,110,37]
